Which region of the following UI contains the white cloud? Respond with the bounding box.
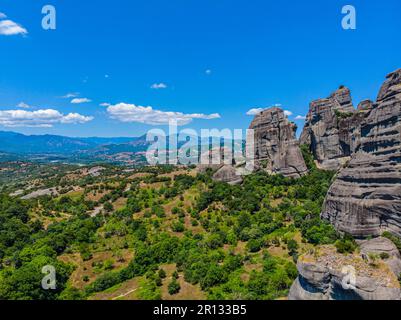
[62,92,79,99]
[107,103,220,126]
[17,102,31,109]
[246,108,265,116]
[150,83,167,90]
[100,102,111,107]
[246,104,284,116]
[60,113,93,124]
[0,109,93,127]
[0,19,28,36]
[295,115,306,120]
[0,12,7,19]
[71,98,91,104]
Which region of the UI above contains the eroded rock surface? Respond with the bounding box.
[299,87,367,171]
[249,107,308,178]
[288,238,401,300]
[321,69,401,238]
[212,165,243,185]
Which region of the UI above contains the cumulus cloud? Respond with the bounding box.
[246,108,265,116]
[150,83,168,89]
[0,19,28,36]
[295,115,306,120]
[284,110,293,117]
[61,113,93,124]
[100,102,111,107]
[0,109,93,127]
[107,103,220,126]
[71,98,91,104]
[62,92,79,99]
[17,102,31,109]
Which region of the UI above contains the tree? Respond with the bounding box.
[158,269,166,279]
[168,279,181,295]
[246,239,262,253]
[104,202,114,212]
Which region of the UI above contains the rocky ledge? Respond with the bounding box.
[289,237,401,300]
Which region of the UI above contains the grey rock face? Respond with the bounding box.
[321,69,401,238]
[359,237,401,276]
[330,86,355,113]
[300,87,364,171]
[288,238,401,300]
[212,165,243,185]
[358,99,374,111]
[249,107,308,178]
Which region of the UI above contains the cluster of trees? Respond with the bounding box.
[0,152,345,300]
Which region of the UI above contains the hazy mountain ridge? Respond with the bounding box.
[0,131,148,155]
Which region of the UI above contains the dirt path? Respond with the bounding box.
[112,288,137,300]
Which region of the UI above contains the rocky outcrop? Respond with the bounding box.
[358,99,374,111]
[360,237,401,276]
[288,238,401,300]
[197,147,245,185]
[299,87,366,171]
[249,107,308,178]
[321,69,401,238]
[212,165,243,185]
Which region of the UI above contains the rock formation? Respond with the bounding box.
[249,107,308,178]
[197,147,245,184]
[321,69,401,238]
[288,237,401,300]
[212,165,243,185]
[299,86,368,171]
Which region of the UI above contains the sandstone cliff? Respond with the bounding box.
[321,69,401,238]
[249,107,308,178]
[288,237,401,300]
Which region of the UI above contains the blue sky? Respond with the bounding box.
[0,0,400,137]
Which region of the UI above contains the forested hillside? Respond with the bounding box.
[0,151,345,300]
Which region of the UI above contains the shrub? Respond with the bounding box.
[168,279,181,295]
[380,252,390,260]
[335,237,357,254]
[158,269,166,279]
[246,239,262,253]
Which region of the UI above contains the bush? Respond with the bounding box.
[172,221,185,233]
[155,277,163,287]
[335,237,357,254]
[246,239,262,253]
[168,279,181,295]
[158,269,166,279]
[380,252,390,260]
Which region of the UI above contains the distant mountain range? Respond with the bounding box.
[0,131,245,153]
[0,131,148,155]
